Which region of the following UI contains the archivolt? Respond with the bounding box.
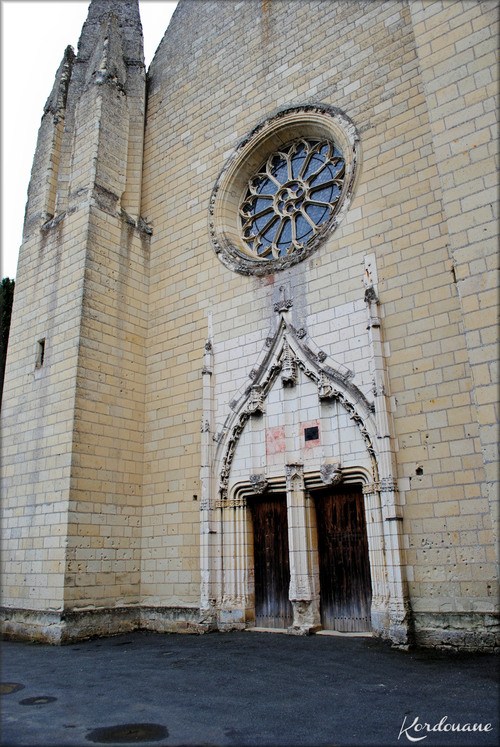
[215,319,379,502]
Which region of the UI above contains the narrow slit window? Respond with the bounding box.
[36,339,45,368]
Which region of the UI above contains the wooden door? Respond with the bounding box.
[315,486,372,632]
[250,495,293,629]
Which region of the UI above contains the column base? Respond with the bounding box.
[288,599,321,635]
[388,601,414,648]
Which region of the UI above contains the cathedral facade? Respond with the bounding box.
[1,0,498,648]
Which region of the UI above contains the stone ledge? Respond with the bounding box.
[139,606,204,634]
[1,606,140,645]
[413,611,500,652]
[3,607,499,650]
[1,606,205,644]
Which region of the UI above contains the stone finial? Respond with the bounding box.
[273,285,293,312]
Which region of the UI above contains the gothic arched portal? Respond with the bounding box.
[200,318,408,638]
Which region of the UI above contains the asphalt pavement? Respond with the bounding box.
[1,630,498,746]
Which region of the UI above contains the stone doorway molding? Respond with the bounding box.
[207,467,396,638]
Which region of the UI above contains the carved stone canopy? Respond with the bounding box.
[246,385,265,415]
[285,463,305,490]
[281,339,297,386]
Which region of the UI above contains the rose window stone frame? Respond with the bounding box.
[209,105,360,276]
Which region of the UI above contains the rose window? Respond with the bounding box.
[239,139,345,259]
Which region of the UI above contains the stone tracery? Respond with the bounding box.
[240,138,345,260]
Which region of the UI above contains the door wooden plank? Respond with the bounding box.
[250,495,293,629]
[315,486,372,632]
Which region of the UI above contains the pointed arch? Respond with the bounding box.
[214,318,379,503]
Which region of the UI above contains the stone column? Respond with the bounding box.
[364,255,412,646]
[379,479,412,646]
[362,482,390,636]
[200,332,216,628]
[218,496,248,629]
[235,498,252,624]
[285,463,321,634]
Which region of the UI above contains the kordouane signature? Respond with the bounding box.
[398,715,493,742]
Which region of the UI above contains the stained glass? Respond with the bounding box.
[240,138,345,259]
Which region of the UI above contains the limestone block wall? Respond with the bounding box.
[228,377,373,491]
[409,0,499,570]
[141,0,498,642]
[57,7,149,614]
[0,214,86,614]
[64,210,148,611]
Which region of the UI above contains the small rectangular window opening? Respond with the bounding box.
[36,339,45,368]
[304,425,319,442]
